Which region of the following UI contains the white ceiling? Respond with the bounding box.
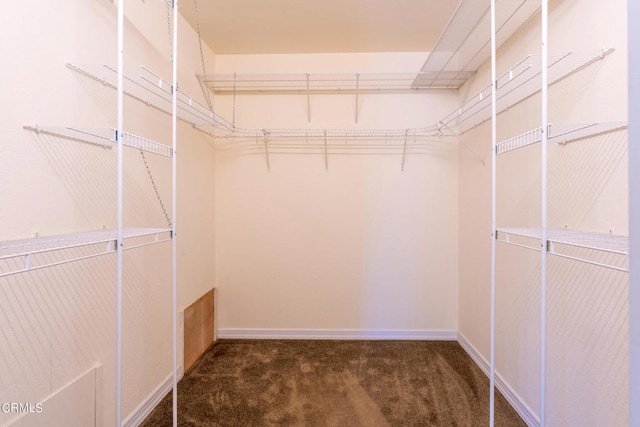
[179,0,461,55]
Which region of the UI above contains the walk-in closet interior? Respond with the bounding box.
[0,0,638,425]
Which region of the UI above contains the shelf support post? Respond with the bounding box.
[171,1,179,426]
[540,0,549,425]
[355,73,360,125]
[306,74,311,124]
[401,129,409,171]
[232,72,236,128]
[263,130,271,172]
[489,0,497,425]
[116,0,125,424]
[627,0,640,418]
[324,130,328,171]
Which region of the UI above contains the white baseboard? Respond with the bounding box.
[217,328,457,341]
[122,368,183,427]
[457,332,539,427]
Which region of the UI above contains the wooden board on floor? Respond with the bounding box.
[184,288,215,373]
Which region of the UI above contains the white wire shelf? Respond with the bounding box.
[415,0,542,88]
[217,126,446,141]
[496,121,628,154]
[0,228,172,278]
[439,49,614,133]
[67,63,233,130]
[200,71,476,93]
[496,227,629,272]
[217,127,461,171]
[23,126,174,157]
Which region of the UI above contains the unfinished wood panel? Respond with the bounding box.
[184,288,216,373]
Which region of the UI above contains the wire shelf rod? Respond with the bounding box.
[496,234,629,272]
[0,228,172,259]
[0,228,172,278]
[23,125,174,158]
[497,228,629,255]
[23,125,115,148]
[496,121,627,154]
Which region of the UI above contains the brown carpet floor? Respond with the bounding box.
[141,339,526,426]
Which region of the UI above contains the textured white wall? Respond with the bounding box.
[0,0,216,425]
[458,0,629,425]
[213,53,461,334]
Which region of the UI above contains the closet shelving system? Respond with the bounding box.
[65,64,233,131]
[0,227,172,278]
[487,2,628,427]
[414,0,542,87]
[200,54,618,166]
[3,127,174,279]
[1,0,182,426]
[494,118,630,274]
[61,47,620,166]
[201,0,545,95]
[202,49,619,174]
[197,0,546,144]
[9,124,175,278]
[200,71,472,129]
[201,71,473,92]
[195,4,630,425]
[1,0,631,425]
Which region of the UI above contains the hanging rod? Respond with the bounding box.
[23,125,174,158]
[0,228,172,278]
[496,121,628,154]
[496,227,629,272]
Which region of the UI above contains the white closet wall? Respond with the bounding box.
[213,52,461,336]
[460,0,628,425]
[0,0,216,425]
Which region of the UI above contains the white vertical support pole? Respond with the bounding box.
[171,1,179,426]
[628,1,639,425]
[489,0,497,425]
[116,0,124,424]
[540,0,549,425]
